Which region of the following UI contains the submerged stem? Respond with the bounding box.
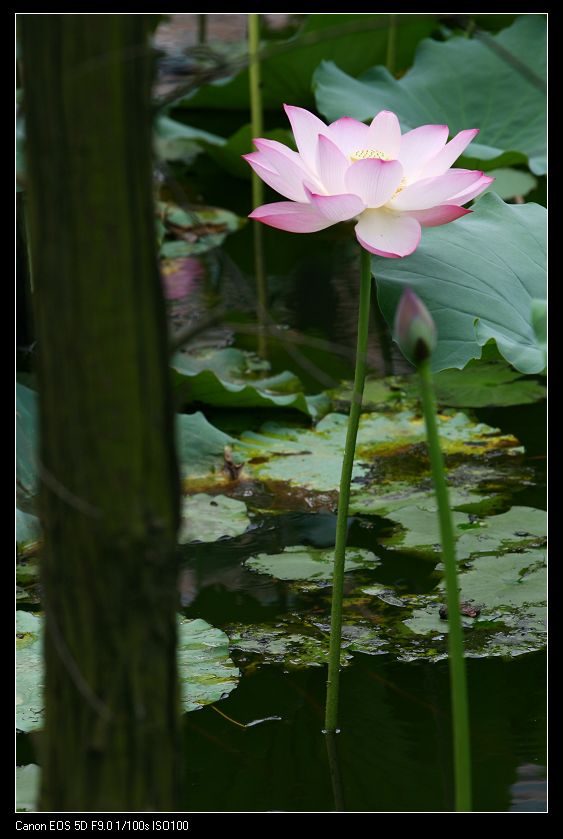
[248,14,267,358]
[325,730,345,811]
[418,359,472,811]
[324,247,372,734]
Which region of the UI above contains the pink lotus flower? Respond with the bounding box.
[244,106,493,258]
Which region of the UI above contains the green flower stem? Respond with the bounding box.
[248,13,267,358]
[418,358,472,812]
[325,247,372,734]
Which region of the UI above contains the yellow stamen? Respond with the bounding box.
[392,176,408,197]
[350,148,391,162]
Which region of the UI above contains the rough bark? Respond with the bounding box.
[20,14,183,811]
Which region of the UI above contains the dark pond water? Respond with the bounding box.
[163,159,546,811]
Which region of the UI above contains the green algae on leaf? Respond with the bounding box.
[179,493,251,543]
[402,549,546,660]
[235,409,520,506]
[227,617,387,670]
[177,617,240,712]
[245,545,380,581]
[228,546,546,669]
[350,482,502,519]
[455,506,546,557]
[228,622,337,669]
[379,505,545,558]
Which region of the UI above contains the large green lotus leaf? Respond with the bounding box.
[414,360,546,408]
[177,14,438,112]
[16,614,239,730]
[236,408,520,497]
[154,115,225,163]
[158,202,245,259]
[402,549,546,660]
[16,764,40,812]
[245,545,379,581]
[16,383,38,500]
[379,504,546,557]
[481,168,537,200]
[350,482,502,519]
[455,506,546,557]
[375,194,546,374]
[314,15,546,174]
[172,347,330,418]
[179,493,251,543]
[177,617,240,712]
[531,299,547,368]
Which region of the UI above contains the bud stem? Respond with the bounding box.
[418,358,472,811]
[325,246,372,735]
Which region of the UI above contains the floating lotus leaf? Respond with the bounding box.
[16,614,239,731]
[16,612,43,732]
[379,505,545,557]
[235,410,520,506]
[228,542,546,668]
[402,549,546,660]
[245,545,380,581]
[179,493,251,543]
[16,764,40,812]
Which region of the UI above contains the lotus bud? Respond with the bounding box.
[393,288,437,364]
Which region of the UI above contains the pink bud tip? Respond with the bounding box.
[393,288,437,365]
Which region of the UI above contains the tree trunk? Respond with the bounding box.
[20,14,183,811]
